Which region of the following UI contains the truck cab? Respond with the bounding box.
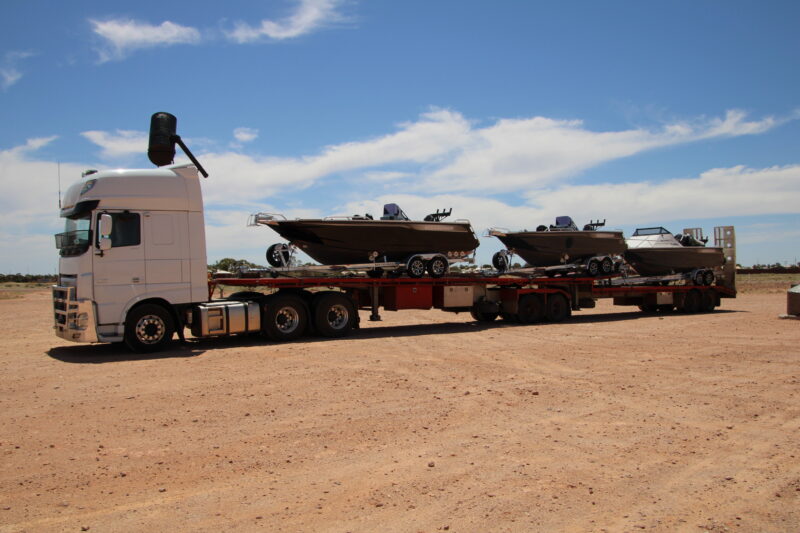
[53,164,208,347]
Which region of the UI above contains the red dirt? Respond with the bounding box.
[1,290,798,532]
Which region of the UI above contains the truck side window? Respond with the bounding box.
[109,212,141,247]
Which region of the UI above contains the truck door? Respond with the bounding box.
[143,212,192,304]
[93,211,146,325]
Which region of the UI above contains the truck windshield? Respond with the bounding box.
[55,213,91,257]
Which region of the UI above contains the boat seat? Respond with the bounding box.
[380,203,409,221]
[550,216,578,231]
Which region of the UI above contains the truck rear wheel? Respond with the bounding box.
[262,294,308,341]
[124,303,175,353]
[313,293,356,338]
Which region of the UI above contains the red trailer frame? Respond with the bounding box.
[207,271,736,341]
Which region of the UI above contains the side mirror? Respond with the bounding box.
[98,213,113,251]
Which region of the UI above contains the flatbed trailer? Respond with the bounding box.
[205,269,736,343]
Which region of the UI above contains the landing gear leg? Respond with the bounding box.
[370,283,381,321]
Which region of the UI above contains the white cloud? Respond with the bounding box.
[81,129,148,159]
[79,108,794,209]
[225,0,347,43]
[0,137,91,272]
[90,18,201,62]
[233,127,259,143]
[1,51,34,90]
[421,111,784,193]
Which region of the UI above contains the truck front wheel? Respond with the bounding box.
[124,304,175,352]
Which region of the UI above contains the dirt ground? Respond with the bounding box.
[1,288,798,532]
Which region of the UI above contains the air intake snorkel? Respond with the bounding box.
[147,112,209,178]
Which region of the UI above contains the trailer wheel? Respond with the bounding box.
[586,259,601,277]
[470,308,498,322]
[600,257,614,275]
[638,303,658,313]
[124,303,175,353]
[703,270,715,286]
[518,294,544,324]
[680,290,701,314]
[427,256,449,278]
[313,293,356,338]
[700,291,716,312]
[500,312,519,323]
[266,243,291,267]
[407,256,426,278]
[262,295,308,341]
[545,293,570,322]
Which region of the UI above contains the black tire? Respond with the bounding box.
[657,304,675,312]
[700,290,716,312]
[639,303,658,313]
[500,312,519,322]
[586,259,600,277]
[693,270,705,286]
[407,256,426,278]
[703,270,715,286]
[262,294,308,341]
[518,294,543,324]
[124,303,175,353]
[313,293,356,338]
[544,293,570,322]
[680,290,701,314]
[492,251,509,273]
[266,243,290,267]
[600,257,614,275]
[470,307,498,322]
[427,256,449,278]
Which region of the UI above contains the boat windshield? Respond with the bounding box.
[632,227,671,236]
[55,213,92,257]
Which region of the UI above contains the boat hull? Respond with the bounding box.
[494,231,626,267]
[268,219,479,265]
[624,247,725,276]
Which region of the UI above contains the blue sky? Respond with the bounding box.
[1,0,799,273]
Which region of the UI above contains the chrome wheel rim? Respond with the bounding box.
[135,315,166,344]
[275,306,300,333]
[326,304,349,330]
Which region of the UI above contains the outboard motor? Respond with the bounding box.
[147,112,209,178]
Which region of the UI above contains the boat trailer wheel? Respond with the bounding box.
[407,256,426,278]
[427,256,449,278]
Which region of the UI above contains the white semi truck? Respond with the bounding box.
[52,113,737,353]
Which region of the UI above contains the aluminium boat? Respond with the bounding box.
[489,216,626,269]
[254,203,479,267]
[624,227,725,276]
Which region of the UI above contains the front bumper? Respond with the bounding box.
[52,285,98,343]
